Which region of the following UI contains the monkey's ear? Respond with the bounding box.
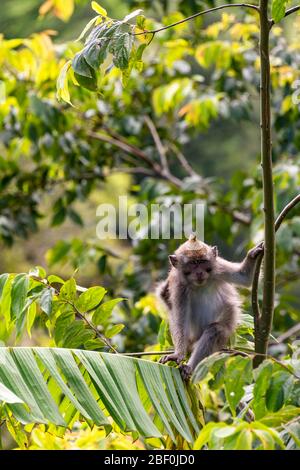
[212,246,218,257]
[169,255,178,268]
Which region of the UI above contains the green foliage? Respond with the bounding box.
[0,269,125,349]
[192,352,300,449]
[272,0,288,23]
[0,347,197,444]
[1,0,300,451]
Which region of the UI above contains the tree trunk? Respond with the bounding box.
[254,0,275,367]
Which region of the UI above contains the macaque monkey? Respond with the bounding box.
[157,234,263,379]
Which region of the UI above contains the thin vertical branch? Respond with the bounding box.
[252,193,300,347]
[254,0,275,367]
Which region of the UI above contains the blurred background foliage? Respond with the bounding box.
[0,0,300,449]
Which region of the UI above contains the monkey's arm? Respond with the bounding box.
[215,244,263,287]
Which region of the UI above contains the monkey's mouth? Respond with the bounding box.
[194,279,207,286]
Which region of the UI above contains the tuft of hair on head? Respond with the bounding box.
[189,233,197,242]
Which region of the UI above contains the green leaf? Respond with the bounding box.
[29,266,47,279]
[0,274,13,328]
[192,352,229,383]
[194,422,223,449]
[56,60,72,104]
[48,274,65,285]
[83,38,109,69]
[0,347,195,443]
[0,273,9,298]
[61,320,94,348]
[104,323,124,338]
[113,33,132,70]
[92,298,124,324]
[75,286,106,312]
[68,208,83,226]
[0,383,23,404]
[46,241,71,266]
[72,51,98,87]
[234,429,252,450]
[74,71,97,91]
[26,301,37,337]
[253,360,274,419]
[39,288,54,316]
[12,349,65,426]
[11,274,29,321]
[51,207,67,226]
[54,307,74,346]
[91,1,107,17]
[265,371,294,412]
[224,356,252,416]
[260,405,300,427]
[59,278,77,302]
[272,0,288,23]
[75,16,99,42]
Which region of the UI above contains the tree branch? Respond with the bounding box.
[253,0,275,368]
[144,115,169,172]
[169,143,199,178]
[252,193,300,354]
[88,130,183,187]
[275,194,300,232]
[134,4,260,36]
[273,323,300,344]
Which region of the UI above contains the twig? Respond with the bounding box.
[273,323,300,344]
[123,350,174,357]
[88,130,182,187]
[251,193,300,339]
[144,115,169,172]
[169,143,198,178]
[275,194,300,232]
[133,4,260,36]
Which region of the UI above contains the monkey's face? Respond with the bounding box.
[182,257,213,286]
[169,252,215,286]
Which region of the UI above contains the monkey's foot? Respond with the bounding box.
[247,242,264,259]
[179,364,192,381]
[159,353,183,365]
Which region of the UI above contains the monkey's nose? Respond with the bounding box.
[196,272,205,281]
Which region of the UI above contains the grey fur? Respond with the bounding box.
[158,238,263,378]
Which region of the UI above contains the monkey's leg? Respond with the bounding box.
[186,322,230,372]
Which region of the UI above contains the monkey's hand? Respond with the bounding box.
[159,353,184,365]
[179,364,192,381]
[247,242,264,260]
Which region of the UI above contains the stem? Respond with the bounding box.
[272,323,300,344]
[134,4,259,36]
[123,350,174,357]
[88,130,182,187]
[275,193,300,232]
[144,115,169,172]
[254,0,275,368]
[252,193,300,347]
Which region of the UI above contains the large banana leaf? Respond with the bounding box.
[0,347,199,443]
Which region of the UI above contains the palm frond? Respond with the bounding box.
[0,347,200,443]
